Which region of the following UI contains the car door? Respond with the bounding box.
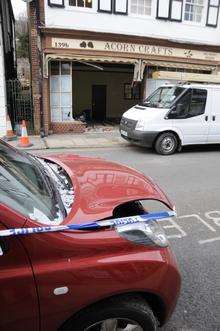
[0,213,39,331]
[171,88,209,145]
[207,88,220,143]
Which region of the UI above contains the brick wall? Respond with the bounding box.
[51,122,86,134]
[29,1,41,134]
[29,0,47,135]
[28,1,87,136]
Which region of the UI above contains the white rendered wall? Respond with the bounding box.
[45,0,220,46]
[0,25,7,137]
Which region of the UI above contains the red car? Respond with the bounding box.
[0,140,180,331]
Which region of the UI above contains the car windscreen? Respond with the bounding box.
[0,141,66,224]
[141,86,186,109]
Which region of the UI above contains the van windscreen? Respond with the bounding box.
[141,86,186,109]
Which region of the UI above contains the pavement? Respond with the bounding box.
[7,130,129,151]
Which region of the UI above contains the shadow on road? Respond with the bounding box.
[128,144,220,156]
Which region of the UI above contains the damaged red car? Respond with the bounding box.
[0,140,180,331]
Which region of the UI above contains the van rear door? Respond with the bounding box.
[207,88,220,143]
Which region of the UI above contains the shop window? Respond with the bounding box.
[69,0,92,8]
[50,61,73,122]
[124,83,141,100]
[124,84,133,100]
[206,0,220,27]
[51,62,60,75]
[184,0,204,22]
[131,0,152,16]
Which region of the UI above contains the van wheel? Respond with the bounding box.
[155,133,178,155]
[61,295,158,331]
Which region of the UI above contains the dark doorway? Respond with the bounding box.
[92,85,106,122]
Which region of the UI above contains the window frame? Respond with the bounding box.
[130,0,153,18]
[183,0,206,25]
[48,0,65,8]
[50,61,73,123]
[124,83,141,100]
[206,0,220,27]
[114,0,128,15]
[67,0,94,11]
[98,0,113,13]
[156,0,170,19]
[156,0,183,22]
[170,0,184,22]
[124,83,133,100]
[97,0,128,15]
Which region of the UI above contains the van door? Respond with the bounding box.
[207,88,220,143]
[171,88,209,145]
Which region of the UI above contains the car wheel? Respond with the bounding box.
[155,133,178,155]
[61,295,158,331]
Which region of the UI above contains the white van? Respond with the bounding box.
[120,84,220,155]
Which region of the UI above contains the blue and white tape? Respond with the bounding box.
[0,210,176,237]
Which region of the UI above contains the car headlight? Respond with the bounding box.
[135,120,145,131]
[116,220,169,248]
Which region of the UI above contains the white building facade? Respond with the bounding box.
[0,0,16,137]
[30,0,220,134]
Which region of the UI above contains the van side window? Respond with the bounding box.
[172,90,191,119]
[189,89,207,117]
[174,89,207,119]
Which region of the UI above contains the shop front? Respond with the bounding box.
[41,32,220,134]
[48,58,139,132]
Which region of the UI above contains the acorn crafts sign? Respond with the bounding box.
[52,38,220,62]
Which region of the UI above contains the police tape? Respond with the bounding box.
[0,210,176,237]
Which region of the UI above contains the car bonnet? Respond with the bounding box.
[43,154,174,225]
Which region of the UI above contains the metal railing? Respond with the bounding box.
[6,79,34,134]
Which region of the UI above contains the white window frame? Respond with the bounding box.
[130,0,153,17]
[183,0,206,25]
[50,61,73,123]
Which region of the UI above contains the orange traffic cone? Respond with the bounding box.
[18,120,33,148]
[3,114,17,141]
